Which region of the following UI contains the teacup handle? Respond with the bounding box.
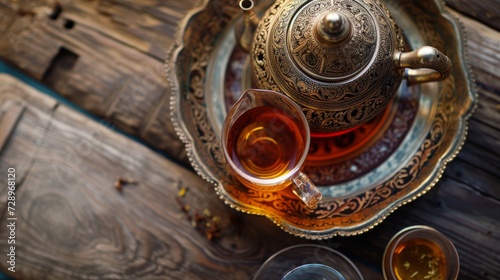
[395,46,452,85]
[292,172,322,208]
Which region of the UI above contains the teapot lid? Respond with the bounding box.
[289,1,377,81]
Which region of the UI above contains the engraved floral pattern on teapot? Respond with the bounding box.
[238,0,452,133]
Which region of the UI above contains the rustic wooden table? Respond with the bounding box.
[0,0,498,279]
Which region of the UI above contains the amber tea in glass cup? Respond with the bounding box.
[221,89,322,208]
[383,225,459,280]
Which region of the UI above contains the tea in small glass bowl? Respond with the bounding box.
[383,225,459,280]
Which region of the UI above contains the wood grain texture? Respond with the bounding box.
[0,0,199,164]
[0,75,307,280]
[0,84,491,280]
[0,68,499,279]
[0,100,25,153]
[445,0,500,30]
[0,0,499,279]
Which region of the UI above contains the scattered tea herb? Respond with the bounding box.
[114,177,137,191]
[175,183,221,241]
[203,208,211,217]
[178,186,187,197]
[18,9,36,17]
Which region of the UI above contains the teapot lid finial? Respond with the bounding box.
[315,12,351,45]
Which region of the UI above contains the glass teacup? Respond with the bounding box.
[253,244,364,280]
[282,263,346,280]
[221,89,322,208]
[383,225,460,280]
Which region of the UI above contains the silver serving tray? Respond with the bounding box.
[167,0,477,239]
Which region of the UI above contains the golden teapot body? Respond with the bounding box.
[238,0,452,133]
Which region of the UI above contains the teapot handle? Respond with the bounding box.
[395,46,453,85]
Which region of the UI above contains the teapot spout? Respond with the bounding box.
[235,0,260,53]
[395,46,453,85]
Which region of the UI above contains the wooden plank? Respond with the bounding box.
[0,0,202,60]
[0,74,499,279]
[0,100,25,154]
[0,74,276,279]
[446,156,500,200]
[0,74,337,279]
[62,0,203,60]
[445,0,500,30]
[0,0,193,163]
[455,11,500,92]
[472,87,500,131]
[0,1,498,277]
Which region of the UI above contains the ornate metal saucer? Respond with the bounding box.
[167,0,477,239]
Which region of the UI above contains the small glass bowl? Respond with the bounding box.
[253,244,363,280]
[383,225,460,280]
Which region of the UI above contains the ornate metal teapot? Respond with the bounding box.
[236,0,452,134]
